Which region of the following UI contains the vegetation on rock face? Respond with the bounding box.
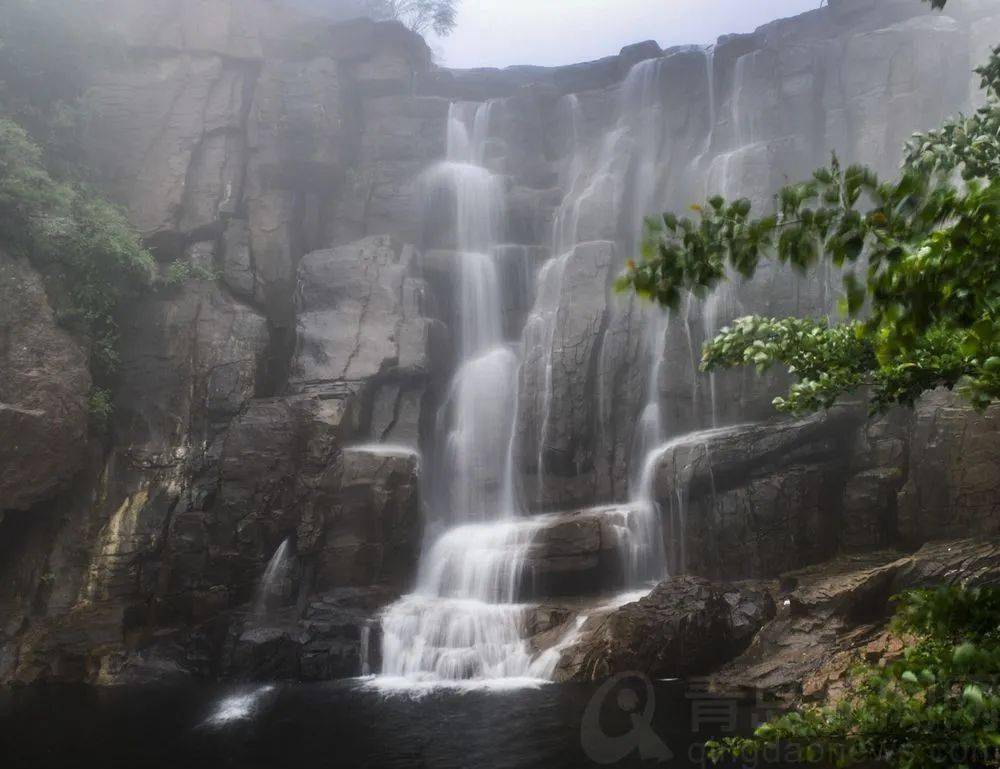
[0,2,154,413]
[0,118,154,382]
[707,587,1000,769]
[620,0,1000,415]
[363,0,459,35]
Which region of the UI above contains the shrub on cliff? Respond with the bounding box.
[707,586,1000,769]
[0,117,154,381]
[0,0,155,420]
[619,0,1000,415]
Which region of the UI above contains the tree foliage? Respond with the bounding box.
[0,117,154,379]
[0,0,155,419]
[619,1,1000,414]
[707,587,1000,769]
[363,0,459,35]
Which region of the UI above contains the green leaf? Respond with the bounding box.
[963,684,985,706]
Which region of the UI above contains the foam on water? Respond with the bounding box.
[346,444,421,459]
[202,685,276,727]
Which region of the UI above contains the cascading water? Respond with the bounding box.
[378,102,541,685]
[378,52,755,687]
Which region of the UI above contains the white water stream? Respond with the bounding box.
[377,53,743,686]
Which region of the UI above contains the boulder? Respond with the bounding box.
[553,576,775,682]
[0,253,91,512]
[291,236,444,391]
[897,390,1000,545]
[313,446,422,591]
[523,506,631,598]
[652,411,863,580]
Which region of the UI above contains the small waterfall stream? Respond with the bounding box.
[254,538,294,621]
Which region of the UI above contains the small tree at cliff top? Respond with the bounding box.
[363,0,459,36]
[618,0,1000,415]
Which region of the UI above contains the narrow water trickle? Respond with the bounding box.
[254,538,294,622]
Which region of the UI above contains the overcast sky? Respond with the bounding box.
[430,0,823,69]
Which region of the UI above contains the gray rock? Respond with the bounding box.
[0,253,91,512]
[82,56,250,242]
[517,241,616,510]
[553,576,775,682]
[314,446,422,591]
[652,410,864,579]
[715,538,1000,700]
[523,506,632,598]
[897,390,1000,545]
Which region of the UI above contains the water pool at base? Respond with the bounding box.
[0,679,780,769]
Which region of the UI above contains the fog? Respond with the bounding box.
[431,0,823,68]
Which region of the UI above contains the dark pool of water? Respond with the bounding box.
[0,677,776,769]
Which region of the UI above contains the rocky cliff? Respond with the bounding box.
[2,0,1000,685]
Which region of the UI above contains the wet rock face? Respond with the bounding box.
[553,576,775,682]
[4,0,1000,686]
[897,390,1000,545]
[292,236,444,391]
[0,253,91,512]
[516,241,618,510]
[523,506,632,599]
[652,411,863,580]
[225,587,394,681]
[714,538,1000,701]
[314,447,422,591]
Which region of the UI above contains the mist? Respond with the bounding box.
[430,0,823,67]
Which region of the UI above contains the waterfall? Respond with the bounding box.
[254,538,294,621]
[378,101,539,685]
[378,54,752,687]
[380,519,546,681]
[523,252,571,505]
[631,307,670,488]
